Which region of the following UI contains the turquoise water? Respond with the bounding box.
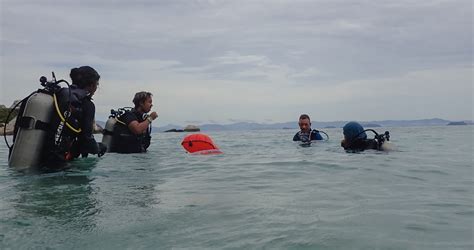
[0,126,473,249]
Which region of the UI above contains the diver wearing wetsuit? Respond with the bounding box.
[341,121,383,151]
[43,66,107,165]
[110,91,158,153]
[293,114,324,142]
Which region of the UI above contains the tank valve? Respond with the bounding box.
[39,76,48,86]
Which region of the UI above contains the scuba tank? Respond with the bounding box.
[6,73,74,170]
[8,90,54,170]
[102,113,117,152]
[101,107,131,152]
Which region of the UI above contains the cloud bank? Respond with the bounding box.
[1,0,472,124]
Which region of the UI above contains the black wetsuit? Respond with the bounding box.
[70,94,101,157]
[342,139,379,151]
[110,109,151,153]
[43,85,102,166]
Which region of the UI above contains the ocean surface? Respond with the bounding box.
[0,126,473,249]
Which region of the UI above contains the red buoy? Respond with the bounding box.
[181,133,222,154]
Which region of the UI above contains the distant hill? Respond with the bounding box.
[96,120,167,132]
[155,118,472,132]
[96,118,473,133]
[96,120,106,128]
[362,123,382,128]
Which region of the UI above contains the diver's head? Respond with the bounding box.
[341,121,368,149]
[343,121,367,142]
[298,114,311,133]
[70,66,100,96]
[133,91,154,113]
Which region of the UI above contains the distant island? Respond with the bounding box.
[154,118,473,132]
[164,125,200,133]
[2,100,472,135]
[362,123,382,128]
[447,121,467,126]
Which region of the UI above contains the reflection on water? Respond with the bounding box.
[14,159,99,230]
[0,158,100,247]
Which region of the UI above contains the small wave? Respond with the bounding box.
[426,203,466,208]
[405,223,433,232]
[393,174,426,181]
[408,169,449,175]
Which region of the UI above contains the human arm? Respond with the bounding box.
[78,100,106,156]
[127,111,158,135]
[293,132,300,141]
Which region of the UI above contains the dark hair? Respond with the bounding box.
[299,114,310,121]
[69,66,100,88]
[133,91,153,108]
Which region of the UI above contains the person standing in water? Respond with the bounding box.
[340,121,391,151]
[293,114,324,142]
[44,66,107,165]
[110,91,158,153]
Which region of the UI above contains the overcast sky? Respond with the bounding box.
[1,0,472,125]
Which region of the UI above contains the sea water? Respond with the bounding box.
[0,126,472,249]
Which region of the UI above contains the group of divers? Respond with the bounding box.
[5,66,392,171]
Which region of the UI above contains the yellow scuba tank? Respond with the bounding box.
[8,91,54,170]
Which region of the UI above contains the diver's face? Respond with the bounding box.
[140,97,153,113]
[86,80,99,96]
[298,118,311,132]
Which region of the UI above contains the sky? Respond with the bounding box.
[1,0,472,125]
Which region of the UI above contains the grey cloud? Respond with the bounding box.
[4,0,471,77]
[1,0,472,123]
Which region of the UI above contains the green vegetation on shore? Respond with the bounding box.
[0,107,18,125]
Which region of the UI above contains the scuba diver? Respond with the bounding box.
[340,121,391,152]
[292,114,329,145]
[106,91,158,153]
[7,66,107,170]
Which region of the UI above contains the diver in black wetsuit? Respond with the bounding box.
[340,121,390,152]
[43,66,107,165]
[109,91,158,153]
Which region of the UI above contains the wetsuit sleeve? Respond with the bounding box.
[78,99,99,155]
[312,131,324,140]
[293,132,300,141]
